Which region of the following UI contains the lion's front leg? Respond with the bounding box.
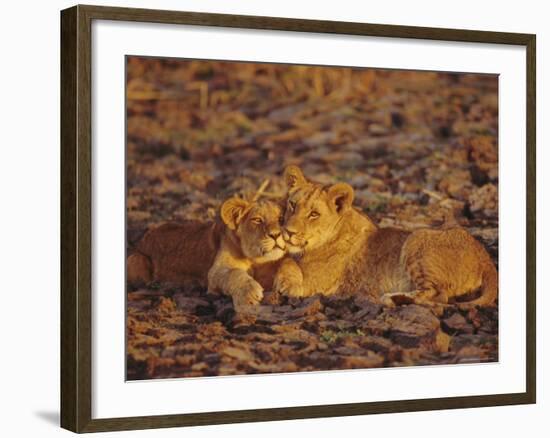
[273,258,305,298]
[229,271,264,311]
[231,275,264,309]
[208,266,264,310]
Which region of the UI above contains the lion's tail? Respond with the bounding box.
[127,251,153,286]
[458,262,498,309]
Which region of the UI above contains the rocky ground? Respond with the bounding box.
[126,58,499,380]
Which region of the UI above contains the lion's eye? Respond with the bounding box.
[251,217,263,225]
[309,211,320,219]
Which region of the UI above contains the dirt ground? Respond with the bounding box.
[126,58,498,380]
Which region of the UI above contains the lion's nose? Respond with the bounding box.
[283,227,297,238]
[268,229,281,239]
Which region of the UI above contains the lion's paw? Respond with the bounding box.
[233,280,264,309]
[273,276,304,298]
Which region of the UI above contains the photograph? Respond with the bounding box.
[125,56,499,380]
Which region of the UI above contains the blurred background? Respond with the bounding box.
[126,57,498,261]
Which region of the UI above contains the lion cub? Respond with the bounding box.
[127,197,286,310]
[274,165,497,309]
[207,197,286,309]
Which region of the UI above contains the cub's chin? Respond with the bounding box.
[287,244,305,257]
[254,247,286,264]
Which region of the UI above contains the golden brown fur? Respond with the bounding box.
[127,221,221,287]
[127,197,287,310]
[274,165,497,309]
[207,197,286,310]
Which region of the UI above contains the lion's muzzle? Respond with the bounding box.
[275,235,286,250]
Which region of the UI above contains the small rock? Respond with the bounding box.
[468,183,498,216]
[262,290,282,305]
[369,305,441,350]
[127,210,152,222]
[173,294,210,313]
[455,346,486,364]
[468,136,497,171]
[341,352,384,369]
[215,302,235,325]
[442,312,474,335]
[191,362,209,372]
[223,346,255,362]
[127,299,151,311]
[353,296,381,321]
[333,346,364,356]
[289,296,323,318]
[368,123,389,136]
[438,169,472,199]
[156,296,177,313]
[390,111,406,128]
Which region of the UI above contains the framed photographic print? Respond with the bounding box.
[60,4,536,433]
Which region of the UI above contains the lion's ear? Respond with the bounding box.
[327,183,354,213]
[283,165,307,191]
[220,197,250,230]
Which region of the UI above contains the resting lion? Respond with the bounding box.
[273,165,497,309]
[127,197,286,309]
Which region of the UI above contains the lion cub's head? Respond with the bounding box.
[282,165,354,255]
[220,197,286,264]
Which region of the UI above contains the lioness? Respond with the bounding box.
[127,197,286,309]
[273,165,497,309]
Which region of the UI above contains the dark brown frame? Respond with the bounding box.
[61,4,536,433]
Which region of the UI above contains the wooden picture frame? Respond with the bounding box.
[61,4,536,433]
